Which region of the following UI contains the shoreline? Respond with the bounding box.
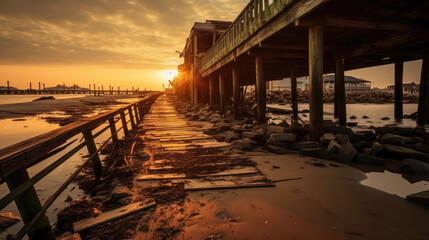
[0,95,142,120]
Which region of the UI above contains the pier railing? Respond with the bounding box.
[200,0,293,73]
[0,93,161,239]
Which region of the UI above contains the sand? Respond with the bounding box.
[0,95,140,119]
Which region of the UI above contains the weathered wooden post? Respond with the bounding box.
[38,82,41,94]
[291,66,298,122]
[7,80,9,93]
[209,78,215,109]
[132,86,134,95]
[118,86,120,94]
[93,84,96,96]
[232,66,240,117]
[5,169,55,240]
[308,25,324,140]
[394,61,404,120]
[120,111,129,137]
[109,118,119,146]
[219,72,226,114]
[73,84,76,93]
[134,105,140,124]
[336,57,347,126]
[102,85,104,95]
[29,82,32,94]
[43,83,45,92]
[255,54,266,124]
[89,84,91,95]
[63,83,65,93]
[82,130,103,180]
[417,56,429,125]
[128,107,136,129]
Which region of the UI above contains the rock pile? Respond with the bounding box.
[177,100,429,178]
[245,90,419,104]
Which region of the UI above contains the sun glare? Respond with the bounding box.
[163,69,178,81]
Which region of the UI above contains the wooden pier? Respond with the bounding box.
[174,0,429,139]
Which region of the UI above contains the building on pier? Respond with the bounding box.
[387,82,420,94]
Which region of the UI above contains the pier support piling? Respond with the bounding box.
[308,25,324,140]
[417,56,429,125]
[233,66,240,118]
[209,78,215,109]
[255,54,266,124]
[291,65,298,122]
[336,57,347,126]
[120,112,129,137]
[395,61,404,120]
[128,107,136,129]
[82,130,103,180]
[219,72,226,114]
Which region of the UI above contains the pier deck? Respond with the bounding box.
[131,95,429,239]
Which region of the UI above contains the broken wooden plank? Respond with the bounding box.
[149,165,174,171]
[73,201,156,232]
[181,179,274,190]
[59,233,82,240]
[205,166,259,177]
[136,173,187,181]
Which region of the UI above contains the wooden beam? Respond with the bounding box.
[291,65,298,122]
[209,78,215,109]
[336,57,347,126]
[394,61,404,120]
[232,66,240,118]
[219,72,226,114]
[296,16,429,33]
[255,54,266,124]
[309,25,324,140]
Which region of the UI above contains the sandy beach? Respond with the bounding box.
[0,95,142,120]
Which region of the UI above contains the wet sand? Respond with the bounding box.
[0,95,141,119]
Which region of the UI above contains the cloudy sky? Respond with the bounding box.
[0,0,423,90]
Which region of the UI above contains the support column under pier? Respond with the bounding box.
[336,57,346,126]
[291,65,298,122]
[233,66,240,118]
[395,61,404,120]
[309,25,324,140]
[255,54,266,124]
[219,72,226,114]
[417,56,429,125]
[209,78,215,109]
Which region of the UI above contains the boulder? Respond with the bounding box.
[136,151,150,160]
[353,141,373,150]
[267,125,286,133]
[327,140,341,153]
[215,122,232,132]
[379,133,413,145]
[354,154,384,166]
[203,128,217,135]
[292,141,319,150]
[213,135,226,142]
[231,125,246,133]
[346,122,358,127]
[335,134,350,145]
[190,114,199,121]
[349,133,364,143]
[370,142,383,156]
[231,138,257,151]
[400,159,429,175]
[0,212,20,232]
[356,130,376,141]
[265,145,296,154]
[110,185,132,201]
[406,190,429,208]
[383,144,428,161]
[416,143,429,154]
[320,133,336,146]
[323,126,354,135]
[270,133,296,142]
[224,132,240,143]
[338,142,358,163]
[242,131,261,139]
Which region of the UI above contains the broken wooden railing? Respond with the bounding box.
[0,93,161,240]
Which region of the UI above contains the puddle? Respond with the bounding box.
[361,170,429,198]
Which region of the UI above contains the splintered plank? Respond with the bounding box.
[205,166,259,177]
[73,201,156,232]
[162,142,230,151]
[159,136,212,142]
[181,179,274,190]
[136,173,187,181]
[149,165,174,171]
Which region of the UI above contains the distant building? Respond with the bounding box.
[45,84,88,90]
[387,82,419,94]
[273,75,371,91]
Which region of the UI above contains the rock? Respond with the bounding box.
[354,154,384,166]
[362,148,372,155]
[117,196,133,205]
[0,212,20,232]
[203,127,217,135]
[412,136,425,143]
[292,141,319,150]
[213,135,226,142]
[401,159,429,175]
[356,130,376,141]
[322,120,335,127]
[383,144,429,161]
[353,141,373,150]
[327,140,341,153]
[231,138,257,151]
[33,96,55,101]
[65,195,73,202]
[362,115,369,119]
[299,148,342,162]
[224,132,240,143]
[379,133,413,145]
[338,142,358,163]
[136,151,150,160]
[117,166,133,176]
[253,128,265,136]
[215,122,231,132]
[381,117,390,120]
[349,133,364,143]
[265,145,295,154]
[270,133,296,142]
[320,133,336,146]
[416,143,429,154]
[323,126,354,135]
[346,122,358,127]
[406,190,429,208]
[110,185,132,201]
[335,134,350,145]
[242,131,261,139]
[190,114,199,121]
[370,142,383,156]
[209,117,221,123]
[350,115,357,119]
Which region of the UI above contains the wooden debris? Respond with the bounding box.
[59,233,82,240]
[180,178,274,190]
[72,201,156,232]
[137,173,187,181]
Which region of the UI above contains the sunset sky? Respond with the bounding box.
[0,0,423,90]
